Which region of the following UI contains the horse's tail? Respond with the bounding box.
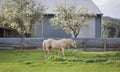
[42,40,46,51]
[42,40,49,57]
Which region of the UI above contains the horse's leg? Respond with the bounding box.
[46,48,50,57]
[58,49,62,55]
[61,48,65,56]
[43,47,47,57]
[43,47,49,57]
[42,46,47,57]
[44,49,48,58]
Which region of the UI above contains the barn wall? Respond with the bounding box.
[32,15,102,38]
[32,15,71,38]
[95,15,102,38]
[76,17,96,38]
[32,22,43,37]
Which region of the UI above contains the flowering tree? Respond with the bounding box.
[0,0,45,37]
[50,3,95,38]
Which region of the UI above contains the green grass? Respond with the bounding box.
[0,49,120,72]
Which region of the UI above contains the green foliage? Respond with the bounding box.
[0,0,45,37]
[106,60,120,64]
[50,3,95,38]
[46,50,120,63]
[103,16,120,38]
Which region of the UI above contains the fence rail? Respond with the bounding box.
[0,38,120,51]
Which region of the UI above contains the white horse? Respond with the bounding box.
[42,38,77,57]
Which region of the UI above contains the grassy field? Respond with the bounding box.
[0,49,120,72]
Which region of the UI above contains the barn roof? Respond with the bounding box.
[40,0,102,15]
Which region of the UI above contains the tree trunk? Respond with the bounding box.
[73,31,79,38]
[73,32,77,38]
[24,33,31,38]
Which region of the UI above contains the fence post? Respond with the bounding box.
[83,38,87,51]
[103,39,107,51]
[20,32,24,50]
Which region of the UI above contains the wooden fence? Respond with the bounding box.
[75,38,120,51]
[0,38,44,50]
[0,38,120,51]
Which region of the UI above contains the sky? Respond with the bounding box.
[92,0,120,19]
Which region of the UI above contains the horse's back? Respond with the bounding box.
[42,38,74,49]
[44,39,63,48]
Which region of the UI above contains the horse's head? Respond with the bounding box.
[70,39,77,48]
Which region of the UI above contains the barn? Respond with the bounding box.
[32,0,103,38]
[0,26,19,38]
